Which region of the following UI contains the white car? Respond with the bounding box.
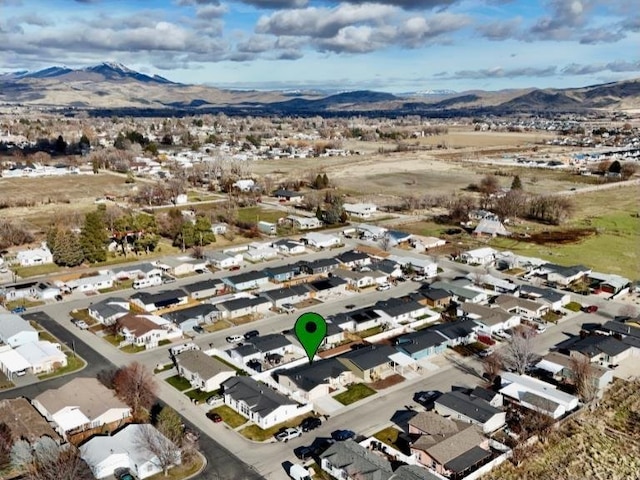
[275,427,302,442]
[536,324,548,334]
[225,335,243,344]
[412,275,425,282]
[377,283,391,291]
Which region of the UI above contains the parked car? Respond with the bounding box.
[293,445,314,461]
[71,319,89,330]
[55,294,63,301]
[11,306,26,314]
[114,468,135,480]
[299,416,322,432]
[414,390,442,409]
[396,276,407,282]
[281,303,296,313]
[376,283,391,291]
[478,348,494,358]
[244,329,259,340]
[192,325,205,334]
[331,429,355,441]
[229,265,241,271]
[226,335,243,343]
[207,412,223,423]
[206,394,223,406]
[583,305,599,313]
[275,427,302,442]
[412,275,425,282]
[345,304,356,310]
[195,268,206,274]
[536,324,548,334]
[163,276,177,284]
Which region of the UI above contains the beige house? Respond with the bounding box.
[175,350,236,392]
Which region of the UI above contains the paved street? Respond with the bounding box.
[0,238,629,480]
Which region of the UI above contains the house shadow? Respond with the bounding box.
[447,354,484,380]
[390,408,419,430]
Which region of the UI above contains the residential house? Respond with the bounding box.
[409,412,491,477]
[300,232,342,249]
[494,295,548,321]
[321,439,394,480]
[564,334,632,365]
[322,321,346,348]
[271,239,306,255]
[216,296,271,320]
[245,242,279,262]
[536,352,613,392]
[519,285,571,310]
[277,358,352,401]
[260,284,311,308]
[337,250,372,269]
[0,397,62,446]
[355,224,388,240]
[499,372,579,419]
[162,303,218,333]
[16,243,53,266]
[222,270,271,291]
[116,313,183,349]
[0,345,31,379]
[333,307,382,333]
[374,259,404,279]
[274,189,305,203]
[286,215,323,230]
[182,279,224,300]
[15,341,67,374]
[32,282,61,301]
[307,276,348,299]
[211,222,228,235]
[543,263,592,287]
[430,281,487,304]
[155,257,208,277]
[466,273,518,294]
[434,390,506,433]
[459,303,520,335]
[66,274,113,293]
[130,289,189,312]
[0,313,39,347]
[336,269,376,289]
[204,251,244,270]
[299,257,340,275]
[394,330,449,360]
[598,316,640,351]
[88,297,130,325]
[233,179,255,191]
[1,280,39,301]
[389,255,438,278]
[417,288,452,309]
[175,350,236,392]
[588,272,630,295]
[338,344,396,382]
[473,219,510,237]
[459,247,498,266]
[106,263,163,281]
[266,264,301,283]
[80,423,180,479]
[229,333,295,366]
[344,203,377,218]
[375,298,429,324]
[430,320,480,346]
[221,376,311,429]
[257,221,278,236]
[32,377,132,439]
[410,235,447,252]
[387,230,413,247]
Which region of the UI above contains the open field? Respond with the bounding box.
[0,174,135,230]
[483,379,640,480]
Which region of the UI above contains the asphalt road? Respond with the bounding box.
[1,238,628,480]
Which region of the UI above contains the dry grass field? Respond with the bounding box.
[0,173,135,230]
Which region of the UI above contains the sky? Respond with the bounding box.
[1,0,639,92]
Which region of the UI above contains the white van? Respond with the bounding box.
[133,276,163,289]
[289,464,311,480]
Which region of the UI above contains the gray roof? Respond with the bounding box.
[0,313,37,339]
[130,289,187,306]
[461,304,513,326]
[221,376,297,416]
[375,298,424,317]
[337,250,370,263]
[266,264,301,276]
[431,319,479,340]
[374,259,401,274]
[176,350,234,379]
[272,239,303,249]
[568,335,630,358]
[232,343,260,357]
[333,307,380,325]
[444,445,492,473]
[278,358,349,391]
[182,279,223,294]
[519,285,566,303]
[301,257,339,271]
[162,303,218,324]
[418,288,452,301]
[89,297,129,318]
[247,333,290,353]
[391,465,442,480]
[111,262,158,275]
[436,391,501,424]
[339,344,396,371]
[395,330,447,355]
[546,263,590,278]
[520,391,560,413]
[224,270,269,285]
[260,284,310,301]
[601,320,640,339]
[320,440,393,480]
[217,296,270,312]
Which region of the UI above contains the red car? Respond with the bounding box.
[208,412,223,423]
[583,305,598,313]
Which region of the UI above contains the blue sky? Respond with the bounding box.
[1,0,638,92]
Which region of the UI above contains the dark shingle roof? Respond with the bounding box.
[130,289,187,307]
[436,390,501,424]
[444,445,491,473]
[339,344,395,371]
[162,303,217,324]
[337,250,370,263]
[182,279,223,294]
[266,264,300,277]
[375,298,423,317]
[224,270,269,285]
[431,319,478,340]
[395,330,447,355]
[279,358,349,391]
[221,377,297,416]
[247,334,290,353]
[90,297,128,318]
[260,284,310,301]
[569,335,630,358]
[420,288,452,301]
[320,440,393,480]
[217,296,270,312]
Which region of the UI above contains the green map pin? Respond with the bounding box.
[295,312,327,364]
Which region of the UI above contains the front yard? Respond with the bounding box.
[38,354,85,380]
[209,405,248,429]
[238,412,315,441]
[166,375,192,392]
[334,383,377,405]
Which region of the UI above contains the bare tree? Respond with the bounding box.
[136,424,181,476]
[569,354,599,405]
[155,406,185,447]
[379,232,392,252]
[191,245,205,260]
[12,437,92,480]
[520,409,555,443]
[0,422,12,469]
[482,352,504,383]
[504,327,538,374]
[113,362,157,419]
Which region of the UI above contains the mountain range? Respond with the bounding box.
[1,63,638,115]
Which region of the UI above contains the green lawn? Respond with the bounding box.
[237,206,285,224]
[334,383,377,405]
[12,263,62,278]
[120,344,146,354]
[210,405,248,428]
[358,326,384,338]
[38,354,86,380]
[154,363,174,374]
[239,412,313,441]
[565,301,583,312]
[165,375,192,391]
[70,309,98,326]
[373,426,404,450]
[185,389,211,403]
[103,334,125,346]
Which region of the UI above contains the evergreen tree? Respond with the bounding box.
[54,135,67,154]
[79,134,90,150]
[322,172,329,188]
[55,230,84,267]
[314,174,323,190]
[81,210,108,263]
[194,216,216,246]
[511,175,523,190]
[315,206,324,221]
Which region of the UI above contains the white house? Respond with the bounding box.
[211,222,228,235]
[88,297,131,325]
[205,251,244,270]
[116,313,183,349]
[300,232,342,249]
[16,243,53,267]
[80,424,180,479]
[355,223,388,240]
[155,257,207,277]
[244,245,279,262]
[15,341,67,374]
[460,303,520,335]
[389,255,438,278]
[459,247,499,266]
[33,377,132,438]
[286,215,323,230]
[175,350,236,392]
[0,314,39,347]
[500,372,579,419]
[344,203,377,219]
[66,274,113,293]
[32,282,61,300]
[271,239,306,255]
[221,376,312,430]
[216,296,271,320]
[335,269,376,289]
[233,179,255,191]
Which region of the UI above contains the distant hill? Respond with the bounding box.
[0,62,638,114]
